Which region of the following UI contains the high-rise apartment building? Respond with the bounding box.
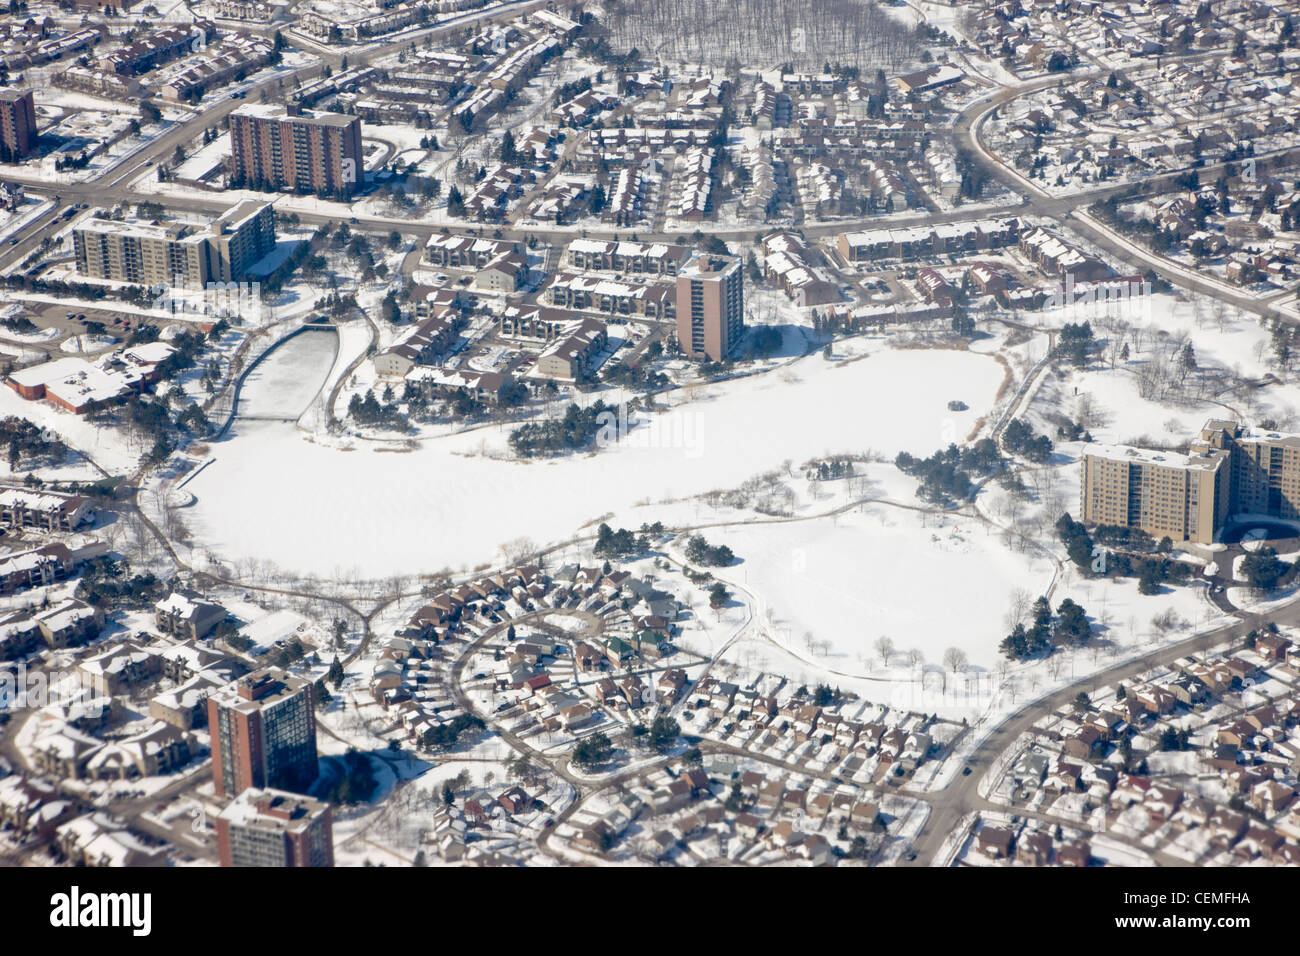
[1079,418,1300,545]
[1080,444,1228,545]
[73,200,275,287]
[229,104,363,199]
[216,787,334,867]
[0,89,37,163]
[675,251,744,361]
[1193,419,1300,519]
[208,668,317,799]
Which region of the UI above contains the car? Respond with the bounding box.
[962,766,972,776]
[348,217,358,224]
[8,238,17,245]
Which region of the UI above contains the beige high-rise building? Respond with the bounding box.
[1080,444,1228,545]
[1193,419,1300,519]
[1079,418,1300,544]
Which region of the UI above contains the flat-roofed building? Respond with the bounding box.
[208,668,317,798]
[1195,419,1300,520]
[0,88,37,162]
[73,200,274,286]
[229,103,362,199]
[1084,418,1300,545]
[1080,442,1229,544]
[675,251,743,362]
[216,787,333,867]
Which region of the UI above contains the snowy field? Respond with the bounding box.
[185,337,1006,578]
[714,503,1055,672]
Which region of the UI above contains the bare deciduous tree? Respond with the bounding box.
[874,635,895,667]
[942,647,969,675]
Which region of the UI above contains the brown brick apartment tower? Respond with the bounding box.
[229,103,363,199]
[0,89,37,162]
[208,668,318,798]
[675,251,744,361]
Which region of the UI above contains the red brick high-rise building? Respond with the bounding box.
[216,787,334,867]
[675,251,744,362]
[229,103,363,199]
[208,668,318,799]
[0,89,37,163]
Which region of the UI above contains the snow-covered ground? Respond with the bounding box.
[705,501,1055,673]
[185,337,1005,578]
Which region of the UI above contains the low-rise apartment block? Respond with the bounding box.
[536,318,608,380]
[0,488,92,534]
[155,590,228,640]
[565,238,690,276]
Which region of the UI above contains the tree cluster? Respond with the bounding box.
[74,557,165,610]
[895,439,1001,506]
[508,400,617,457]
[347,389,408,430]
[319,750,378,805]
[0,416,65,469]
[1001,418,1053,463]
[999,595,1092,659]
[421,713,485,751]
[684,534,734,567]
[1242,545,1291,591]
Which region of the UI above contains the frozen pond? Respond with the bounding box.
[188,347,1007,579]
[232,328,338,423]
